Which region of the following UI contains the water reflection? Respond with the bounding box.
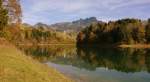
[19,45,76,63]
[19,45,150,73]
[77,46,150,73]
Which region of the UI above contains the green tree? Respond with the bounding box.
[146,19,150,43]
[111,20,133,44]
[77,18,146,45]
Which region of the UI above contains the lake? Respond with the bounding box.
[19,45,150,82]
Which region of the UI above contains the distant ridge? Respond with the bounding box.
[50,17,99,32]
[24,17,101,32]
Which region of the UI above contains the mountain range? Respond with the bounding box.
[33,17,100,32]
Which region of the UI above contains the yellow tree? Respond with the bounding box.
[3,0,22,27]
[1,0,22,41]
[0,0,8,30]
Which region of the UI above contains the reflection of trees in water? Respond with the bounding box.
[19,45,76,62]
[77,46,150,73]
[19,45,99,70]
[145,49,150,73]
[19,45,150,73]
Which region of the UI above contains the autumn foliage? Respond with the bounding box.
[77,18,150,45]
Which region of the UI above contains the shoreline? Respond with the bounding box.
[77,44,150,48]
[118,44,150,48]
[17,42,150,48]
[17,43,76,47]
[0,39,74,82]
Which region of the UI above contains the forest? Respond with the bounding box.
[1,0,150,46]
[0,1,74,82]
[0,0,150,82]
[0,0,75,45]
[77,18,150,45]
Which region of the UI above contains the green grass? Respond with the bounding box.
[0,44,73,82]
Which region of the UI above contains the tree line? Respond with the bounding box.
[77,18,150,45]
[0,0,75,44]
[1,0,150,45]
[19,24,76,44]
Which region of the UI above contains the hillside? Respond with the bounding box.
[50,17,99,32]
[32,17,99,32]
[0,38,73,82]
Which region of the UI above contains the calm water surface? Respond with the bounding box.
[19,45,150,82]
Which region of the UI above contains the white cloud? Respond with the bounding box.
[109,0,150,10]
[23,0,150,13]
[28,0,92,13]
[21,0,150,24]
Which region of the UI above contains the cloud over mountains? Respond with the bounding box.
[21,0,150,24]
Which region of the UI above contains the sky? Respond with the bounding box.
[21,0,150,25]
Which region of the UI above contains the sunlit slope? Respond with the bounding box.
[0,39,73,82]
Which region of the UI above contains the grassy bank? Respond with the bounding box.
[0,39,73,82]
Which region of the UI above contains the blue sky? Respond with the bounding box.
[21,0,150,25]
